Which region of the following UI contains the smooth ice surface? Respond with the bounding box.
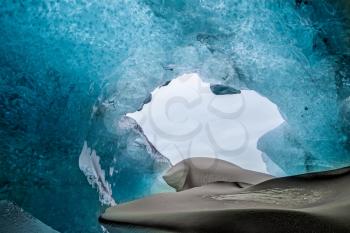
[1,0,350,232]
[0,200,59,233]
[127,73,284,174]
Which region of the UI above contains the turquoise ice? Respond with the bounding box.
[1,0,350,232]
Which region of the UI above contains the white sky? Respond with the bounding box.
[127,73,284,174]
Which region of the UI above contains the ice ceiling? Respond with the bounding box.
[1,0,350,232]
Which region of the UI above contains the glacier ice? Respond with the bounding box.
[1,0,350,232]
[79,142,116,206]
[210,84,241,95]
[0,200,59,233]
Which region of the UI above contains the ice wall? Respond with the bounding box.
[1,0,350,232]
[0,200,59,233]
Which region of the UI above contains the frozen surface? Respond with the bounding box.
[127,73,284,174]
[79,142,116,206]
[0,200,59,233]
[1,0,350,232]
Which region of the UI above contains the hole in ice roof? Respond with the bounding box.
[127,73,285,174]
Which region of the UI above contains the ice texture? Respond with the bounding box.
[0,200,59,233]
[79,142,116,206]
[210,84,241,95]
[1,0,350,232]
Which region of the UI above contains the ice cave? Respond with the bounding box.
[1,0,350,232]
